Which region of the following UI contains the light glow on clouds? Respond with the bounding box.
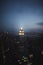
[1,0,43,32]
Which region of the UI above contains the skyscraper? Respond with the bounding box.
[19,27,24,36]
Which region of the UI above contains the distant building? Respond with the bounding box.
[19,27,24,36]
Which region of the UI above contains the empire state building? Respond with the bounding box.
[19,27,24,36]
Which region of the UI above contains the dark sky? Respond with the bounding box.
[0,0,43,32]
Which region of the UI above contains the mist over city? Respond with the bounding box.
[0,0,43,65]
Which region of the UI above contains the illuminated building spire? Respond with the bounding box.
[19,27,24,36]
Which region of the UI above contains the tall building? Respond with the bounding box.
[18,27,25,55]
[19,27,24,36]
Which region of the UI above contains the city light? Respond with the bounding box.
[0,0,43,65]
[41,51,43,55]
[19,27,24,35]
[29,54,33,58]
[21,27,23,30]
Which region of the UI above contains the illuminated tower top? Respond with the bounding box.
[19,27,24,36]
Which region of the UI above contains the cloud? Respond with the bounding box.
[37,22,43,25]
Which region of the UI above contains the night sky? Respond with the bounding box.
[0,0,43,32]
